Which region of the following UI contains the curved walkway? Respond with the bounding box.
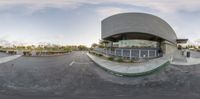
[87,53,170,77]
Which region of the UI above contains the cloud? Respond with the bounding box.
[0,0,199,13]
[0,0,199,45]
[0,0,86,14]
[96,7,129,19]
[91,0,200,13]
[0,0,82,8]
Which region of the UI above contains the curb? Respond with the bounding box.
[87,53,170,77]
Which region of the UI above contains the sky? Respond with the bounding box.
[0,0,200,47]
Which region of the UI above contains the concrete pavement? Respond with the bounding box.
[171,57,200,65]
[0,52,10,58]
[171,51,200,66]
[0,51,200,99]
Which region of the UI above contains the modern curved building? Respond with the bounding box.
[101,13,178,58]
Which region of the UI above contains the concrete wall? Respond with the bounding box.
[161,41,177,54]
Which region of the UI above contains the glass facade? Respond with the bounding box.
[113,40,159,48]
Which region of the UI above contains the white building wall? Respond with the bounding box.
[161,41,177,54]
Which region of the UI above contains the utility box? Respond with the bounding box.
[186,51,190,58]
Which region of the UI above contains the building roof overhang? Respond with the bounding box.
[176,39,188,44]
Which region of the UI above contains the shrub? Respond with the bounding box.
[90,51,103,57]
[107,56,114,61]
[91,51,96,55]
[116,58,123,62]
[95,53,102,57]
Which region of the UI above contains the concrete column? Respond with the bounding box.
[114,49,116,56]
[129,49,132,60]
[148,50,150,58]
[139,50,141,58]
[155,50,157,57]
[121,49,123,57]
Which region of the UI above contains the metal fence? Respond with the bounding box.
[94,48,161,60]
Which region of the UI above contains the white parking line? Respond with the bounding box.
[74,62,93,64]
[69,60,93,66]
[69,60,75,66]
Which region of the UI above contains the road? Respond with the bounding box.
[0,51,200,99]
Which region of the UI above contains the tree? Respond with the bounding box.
[91,43,98,48]
[26,46,32,50]
[178,45,182,50]
[99,40,109,48]
[37,45,44,51]
[63,46,71,52]
[16,46,26,50]
[78,45,88,51]
[31,45,36,49]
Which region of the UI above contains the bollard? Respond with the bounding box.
[186,51,190,58]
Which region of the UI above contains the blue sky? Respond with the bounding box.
[0,0,200,47]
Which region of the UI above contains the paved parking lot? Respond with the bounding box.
[0,52,10,58]
[0,51,200,99]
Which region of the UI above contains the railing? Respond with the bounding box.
[94,48,161,60]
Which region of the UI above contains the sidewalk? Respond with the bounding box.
[171,57,200,66]
[170,50,200,66]
[0,55,22,64]
[87,53,170,76]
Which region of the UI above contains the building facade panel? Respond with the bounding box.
[102,13,177,44]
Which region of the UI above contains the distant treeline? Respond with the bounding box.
[0,45,88,52]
